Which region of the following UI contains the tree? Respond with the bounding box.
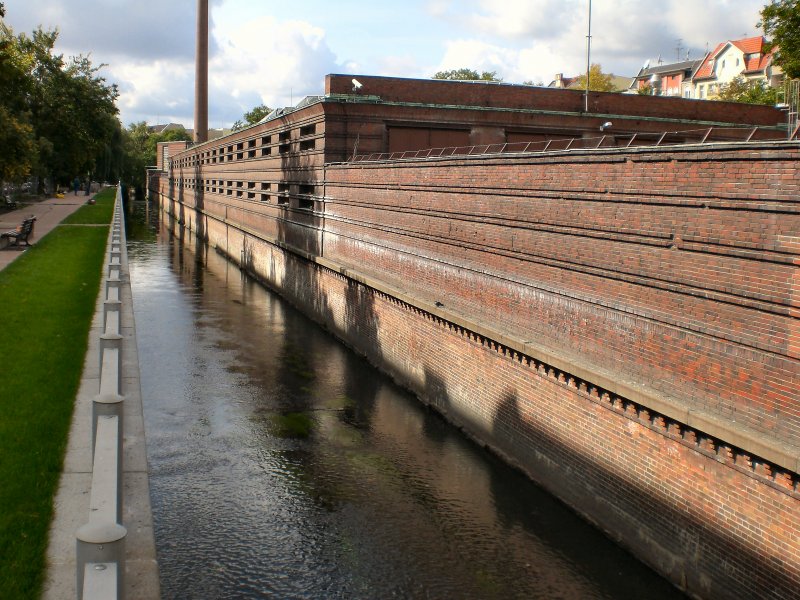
[232,103,272,131]
[432,68,502,82]
[716,75,781,104]
[573,64,618,92]
[0,22,120,187]
[121,121,191,193]
[760,0,800,79]
[637,83,654,95]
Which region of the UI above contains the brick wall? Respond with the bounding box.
[325,74,786,126]
[153,140,800,598]
[323,144,800,451]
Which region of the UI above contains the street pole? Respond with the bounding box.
[585,0,592,113]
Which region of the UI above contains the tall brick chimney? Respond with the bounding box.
[194,0,208,143]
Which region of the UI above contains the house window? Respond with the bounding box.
[722,59,726,68]
[736,58,740,66]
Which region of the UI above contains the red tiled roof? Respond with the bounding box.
[731,36,764,54]
[744,47,776,73]
[693,43,724,80]
[692,36,772,81]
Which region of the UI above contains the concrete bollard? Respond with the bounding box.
[99,335,123,388]
[76,523,126,600]
[92,393,123,458]
[103,299,122,332]
[82,563,118,599]
[106,274,122,295]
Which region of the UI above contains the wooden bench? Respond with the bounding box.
[0,216,36,248]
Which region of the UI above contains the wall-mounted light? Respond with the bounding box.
[600,121,613,132]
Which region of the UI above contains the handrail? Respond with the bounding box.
[350,125,790,163]
[76,186,127,600]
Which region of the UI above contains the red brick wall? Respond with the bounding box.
[153,140,800,599]
[322,144,800,450]
[325,74,786,126]
[154,201,800,599]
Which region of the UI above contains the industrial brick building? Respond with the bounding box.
[149,75,799,599]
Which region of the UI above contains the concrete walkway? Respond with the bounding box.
[1,192,160,598]
[0,194,88,271]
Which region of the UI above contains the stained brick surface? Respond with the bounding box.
[153,134,800,599]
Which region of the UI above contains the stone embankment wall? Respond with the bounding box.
[155,142,800,599]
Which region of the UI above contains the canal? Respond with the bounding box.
[127,199,684,599]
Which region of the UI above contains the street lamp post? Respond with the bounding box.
[585,0,592,113]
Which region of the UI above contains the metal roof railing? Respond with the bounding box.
[351,125,790,163]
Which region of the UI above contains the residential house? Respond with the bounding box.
[691,36,781,99]
[548,72,633,92]
[628,58,703,97]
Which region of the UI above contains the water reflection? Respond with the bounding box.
[128,199,683,599]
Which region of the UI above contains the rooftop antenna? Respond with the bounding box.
[584,0,592,112]
[675,39,683,61]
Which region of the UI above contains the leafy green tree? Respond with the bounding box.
[0,105,36,181]
[121,121,191,192]
[716,75,781,104]
[760,0,800,78]
[232,103,272,131]
[573,64,617,92]
[637,83,654,95]
[0,20,120,188]
[432,68,502,82]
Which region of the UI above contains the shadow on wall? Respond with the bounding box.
[193,159,206,243]
[489,388,797,600]
[277,139,322,257]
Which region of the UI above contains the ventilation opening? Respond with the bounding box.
[300,124,315,137]
[298,184,315,195]
[299,139,315,151]
[298,198,314,211]
[279,143,291,154]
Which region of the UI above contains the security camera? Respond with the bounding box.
[352,78,363,92]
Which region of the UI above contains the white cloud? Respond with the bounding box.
[0,0,773,127]
[208,16,343,123]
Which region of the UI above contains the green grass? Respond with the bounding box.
[0,220,110,598]
[61,187,117,224]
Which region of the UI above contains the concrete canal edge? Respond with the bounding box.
[42,202,160,599]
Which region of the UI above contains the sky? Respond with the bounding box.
[2,0,770,129]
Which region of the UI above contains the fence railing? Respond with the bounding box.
[75,186,127,600]
[351,125,789,163]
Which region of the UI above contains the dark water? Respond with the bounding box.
[127,199,684,599]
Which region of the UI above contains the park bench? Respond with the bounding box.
[0,216,36,248]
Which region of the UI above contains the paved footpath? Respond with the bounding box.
[0,194,88,271]
[2,192,160,598]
